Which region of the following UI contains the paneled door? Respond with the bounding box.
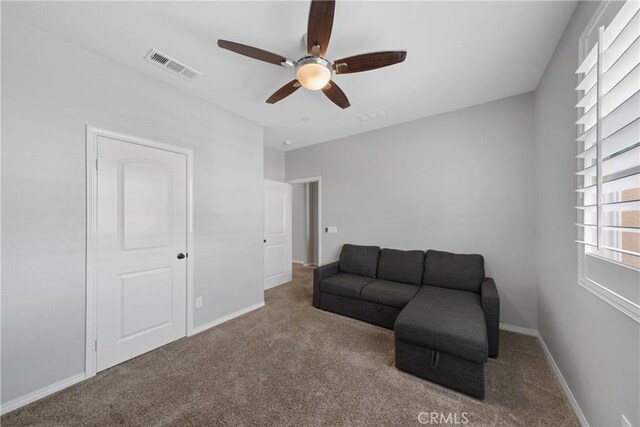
[264,180,292,289]
[96,135,187,372]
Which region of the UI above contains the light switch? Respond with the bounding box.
[195,296,203,308]
[326,226,338,234]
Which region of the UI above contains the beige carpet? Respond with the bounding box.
[2,265,577,426]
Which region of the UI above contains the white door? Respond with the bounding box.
[264,180,292,289]
[96,135,187,372]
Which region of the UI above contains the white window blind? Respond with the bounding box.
[575,0,640,269]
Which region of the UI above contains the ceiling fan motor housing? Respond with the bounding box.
[295,56,333,91]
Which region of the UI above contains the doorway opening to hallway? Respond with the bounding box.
[289,177,322,268]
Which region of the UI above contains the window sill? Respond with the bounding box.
[586,252,640,272]
[579,278,640,323]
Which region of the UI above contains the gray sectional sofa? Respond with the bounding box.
[313,244,500,399]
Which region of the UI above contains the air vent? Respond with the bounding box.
[356,108,388,122]
[150,52,169,65]
[144,49,202,81]
[181,68,199,79]
[166,61,185,73]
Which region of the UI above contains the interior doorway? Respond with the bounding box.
[289,177,322,267]
[85,126,194,378]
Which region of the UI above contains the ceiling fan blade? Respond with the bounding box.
[218,39,289,66]
[333,51,407,74]
[322,80,350,109]
[266,80,301,104]
[307,0,335,56]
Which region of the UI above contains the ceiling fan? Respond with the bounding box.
[217,0,407,109]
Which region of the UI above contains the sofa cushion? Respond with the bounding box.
[360,279,420,309]
[319,273,374,299]
[394,286,488,363]
[339,244,381,278]
[377,248,425,286]
[423,250,485,292]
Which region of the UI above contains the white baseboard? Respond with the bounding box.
[1,372,85,415]
[293,261,317,267]
[265,273,293,290]
[264,282,284,290]
[536,332,589,427]
[190,301,265,336]
[2,302,266,415]
[0,312,587,427]
[291,260,318,267]
[499,322,538,336]
[500,323,587,426]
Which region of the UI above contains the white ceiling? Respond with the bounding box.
[5,1,576,151]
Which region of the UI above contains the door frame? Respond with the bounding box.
[85,126,195,379]
[287,176,322,266]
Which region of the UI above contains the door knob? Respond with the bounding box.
[177,253,186,260]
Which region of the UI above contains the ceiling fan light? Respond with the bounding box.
[296,61,331,91]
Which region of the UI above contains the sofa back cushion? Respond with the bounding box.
[423,250,485,292]
[377,248,425,286]
[339,244,381,278]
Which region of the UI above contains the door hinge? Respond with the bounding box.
[95,340,98,351]
[95,159,98,170]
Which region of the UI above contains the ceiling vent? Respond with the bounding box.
[356,108,388,122]
[144,49,202,81]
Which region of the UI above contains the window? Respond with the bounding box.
[576,0,639,322]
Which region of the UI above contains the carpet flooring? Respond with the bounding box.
[2,264,578,426]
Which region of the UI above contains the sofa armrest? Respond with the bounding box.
[313,261,340,308]
[481,277,500,358]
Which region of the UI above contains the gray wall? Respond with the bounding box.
[533,2,640,426]
[1,16,264,404]
[264,146,285,182]
[287,93,537,329]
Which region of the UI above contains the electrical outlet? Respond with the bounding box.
[195,296,203,308]
[326,226,338,234]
